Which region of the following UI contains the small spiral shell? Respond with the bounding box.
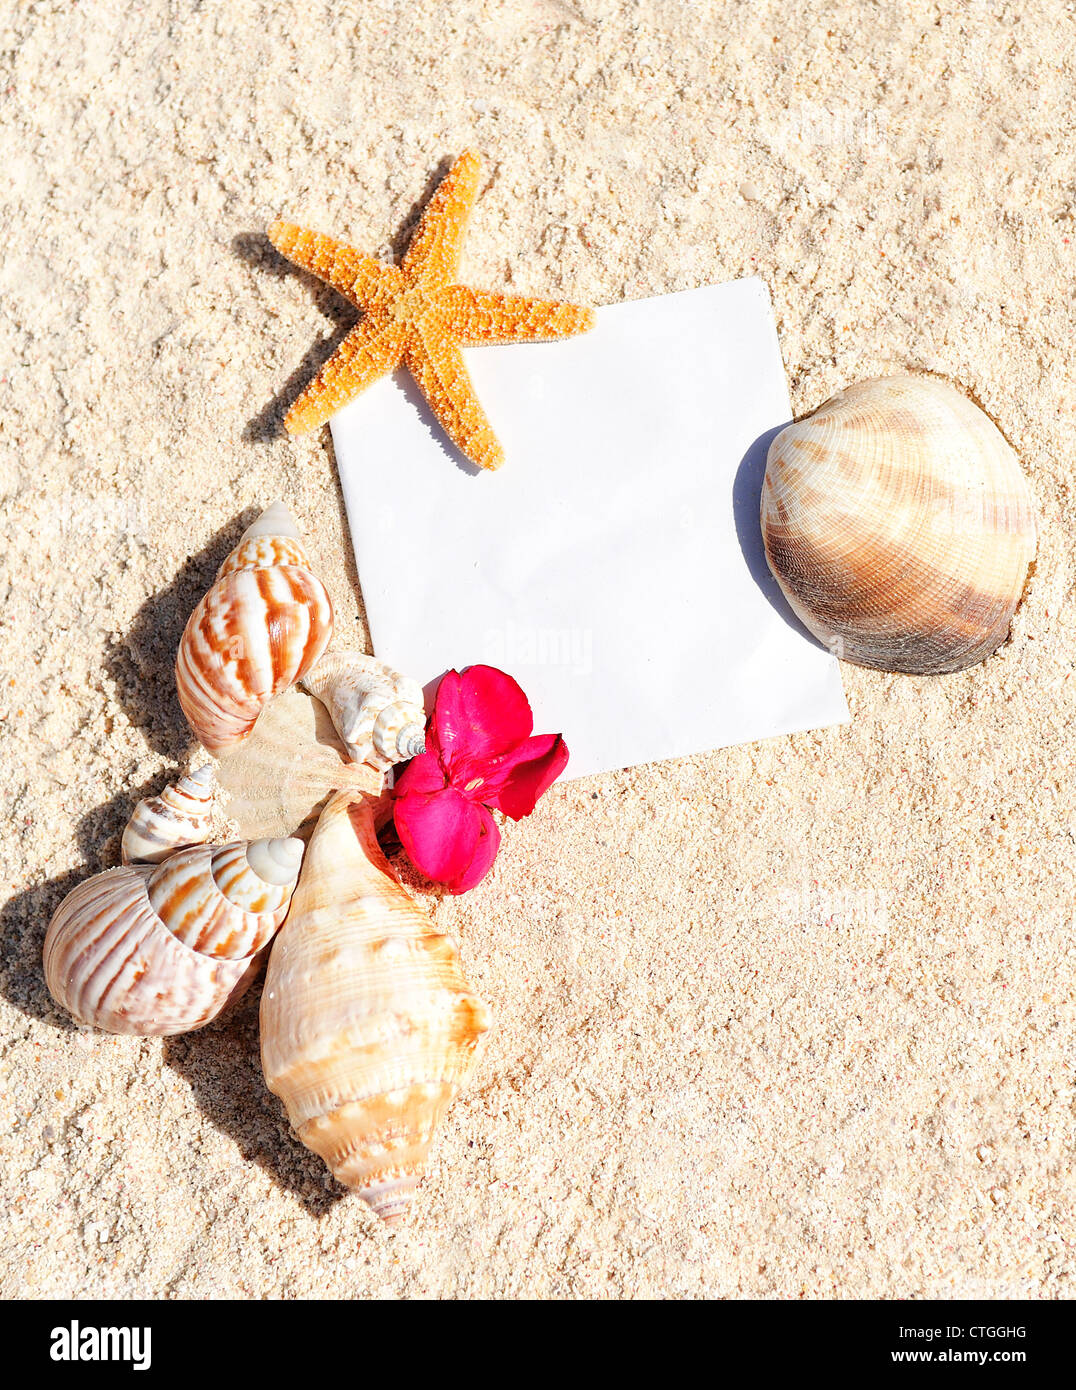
[175,502,334,755]
[44,836,304,1036]
[121,765,216,865]
[299,651,426,772]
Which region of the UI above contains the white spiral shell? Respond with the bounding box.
[175,502,334,755]
[121,765,216,865]
[44,836,304,1036]
[299,651,426,771]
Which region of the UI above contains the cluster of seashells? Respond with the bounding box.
[42,374,1038,1224]
[44,502,490,1224]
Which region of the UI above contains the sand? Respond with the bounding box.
[2,0,1074,1299]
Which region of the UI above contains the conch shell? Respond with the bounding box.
[761,375,1037,674]
[215,686,383,842]
[175,502,334,754]
[44,836,304,1036]
[300,650,426,771]
[260,790,491,1222]
[121,765,216,864]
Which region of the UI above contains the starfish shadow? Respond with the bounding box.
[388,153,457,261]
[237,153,494,460]
[233,232,359,444]
[732,424,827,651]
[393,367,484,478]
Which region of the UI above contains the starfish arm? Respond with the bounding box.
[406,324,505,471]
[402,150,483,287]
[268,221,403,309]
[441,286,596,346]
[284,318,406,435]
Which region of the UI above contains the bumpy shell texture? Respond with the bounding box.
[175,502,334,754]
[761,375,1037,675]
[260,790,491,1223]
[215,687,383,841]
[121,765,216,864]
[44,836,304,1036]
[300,650,426,771]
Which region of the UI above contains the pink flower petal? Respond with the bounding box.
[474,733,570,820]
[393,749,447,797]
[446,804,501,894]
[430,666,534,774]
[393,785,482,885]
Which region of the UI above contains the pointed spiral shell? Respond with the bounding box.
[260,791,491,1223]
[299,651,426,772]
[121,765,216,864]
[44,836,304,1036]
[175,502,334,754]
[761,375,1037,674]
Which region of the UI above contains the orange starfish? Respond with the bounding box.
[268,150,595,470]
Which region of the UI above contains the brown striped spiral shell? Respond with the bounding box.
[44,836,304,1036]
[121,765,216,865]
[175,502,334,754]
[761,376,1037,675]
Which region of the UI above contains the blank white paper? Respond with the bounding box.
[330,277,848,780]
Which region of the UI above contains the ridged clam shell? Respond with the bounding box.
[121,765,216,864]
[761,375,1037,674]
[260,790,491,1223]
[300,650,426,772]
[43,836,304,1036]
[175,503,334,754]
[215,687,383,841]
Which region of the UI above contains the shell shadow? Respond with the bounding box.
[0,768,194,1032]
[732,424,827,651]
[102,509,258,760]
[162,982,346,1218]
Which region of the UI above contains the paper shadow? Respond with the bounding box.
[732,425,827,652]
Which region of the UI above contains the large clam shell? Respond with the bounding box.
[761,375,1037,674]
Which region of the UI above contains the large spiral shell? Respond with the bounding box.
[260,790,491,1223]
[761,375,1037,674]
[175,502,334,754]
[44,836,304,1036]
[121,765,216,865]
[299,650,426,772]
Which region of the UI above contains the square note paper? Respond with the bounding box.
[331,278,848,780]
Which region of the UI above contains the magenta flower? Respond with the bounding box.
[393,665,569,894]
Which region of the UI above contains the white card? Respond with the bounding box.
[330,278,848,779]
